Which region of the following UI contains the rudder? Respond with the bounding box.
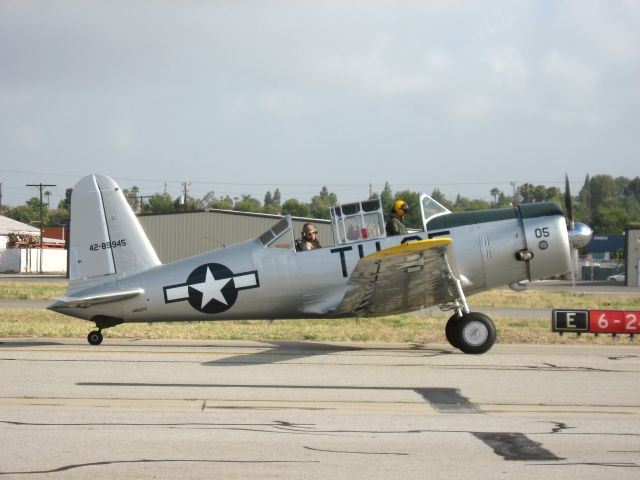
[68,174,161,290]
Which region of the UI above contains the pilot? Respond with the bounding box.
[386,200,409,236]
[297,223,321,251]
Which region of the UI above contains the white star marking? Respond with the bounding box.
[189,267,232,309]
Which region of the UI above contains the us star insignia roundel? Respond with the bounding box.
[163,263,259,314]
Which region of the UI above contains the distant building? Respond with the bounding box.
[0,215,40,249]
[0,215,66,273]
[583,234,624,261]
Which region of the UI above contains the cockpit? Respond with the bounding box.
[419,193,451,231]
[330,199,386,245]
[258,217,294,249]
[257,194,452,249]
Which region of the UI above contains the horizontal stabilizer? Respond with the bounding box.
[49,288,144,309]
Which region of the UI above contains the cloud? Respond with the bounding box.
[0,0,638,206]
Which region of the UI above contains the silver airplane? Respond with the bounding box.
[49,174,593,353]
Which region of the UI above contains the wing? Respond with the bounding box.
[332,238,459,317]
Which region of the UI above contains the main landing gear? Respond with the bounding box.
[446,312,496,354]
[444,276,496,354]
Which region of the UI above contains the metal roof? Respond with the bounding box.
[0,216,40,236]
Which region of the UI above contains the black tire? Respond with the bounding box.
[455,312,496,354]
[445,314,461,349]
[87,331,103,346]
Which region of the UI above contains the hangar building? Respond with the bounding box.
[137,209,332,263]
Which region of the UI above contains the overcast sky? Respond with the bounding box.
[1,0,638,209]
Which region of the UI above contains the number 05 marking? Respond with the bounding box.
[535,227,550,238]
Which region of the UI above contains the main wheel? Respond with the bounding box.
[87,330,103,346]
[445,314,461,349]
[455,312,496,354]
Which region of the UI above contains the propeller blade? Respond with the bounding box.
[565,174,574,230]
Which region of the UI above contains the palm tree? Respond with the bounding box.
[490,188,500,208]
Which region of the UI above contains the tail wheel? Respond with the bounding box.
[87,330,103,346]
[455,312,496,354]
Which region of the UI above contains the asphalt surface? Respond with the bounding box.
[1,339,639,479]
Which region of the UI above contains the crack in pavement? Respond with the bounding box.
[304,446,408,456]
[0,458,316,476]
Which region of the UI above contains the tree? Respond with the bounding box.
[309,186,338,219]
[589,174,617,206]
[143,193,176,214]
[544,187,562,202]
[209,196,234,210]
[282,198,310,218]
[533,185,547,203]
[233,195,261,213]
[48,208,70,225]
[431,188,445,204]
[197,191,217,209]
[592,205,630,234]
[379,182,394,215]
[58,188,72,210]
[8,205,38,225]
[490,188,501,208]
[262,191,280,214]
[628,177,640,201]
[7,196,47,225]
[518,183,535,203]
[273,189,281,208]
[123,186,140,212]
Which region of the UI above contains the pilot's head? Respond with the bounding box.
[393,200,409,218]
[303,223,318,240]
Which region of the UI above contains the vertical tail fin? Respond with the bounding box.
[68,174,161,292]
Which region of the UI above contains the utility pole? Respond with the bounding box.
[27,183,56,273]
[181,182,190,212]
[0,182,3,208]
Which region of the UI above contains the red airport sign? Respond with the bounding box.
[552,309,639,336]
[589,310,639,334]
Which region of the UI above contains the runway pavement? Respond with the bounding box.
[1,338,639,479]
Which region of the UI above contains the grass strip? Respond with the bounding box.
[0,308,635,346]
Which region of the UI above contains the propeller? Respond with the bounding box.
[564,174,592,250]
[564,174,574,231]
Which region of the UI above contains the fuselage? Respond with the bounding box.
[55,202,572,324]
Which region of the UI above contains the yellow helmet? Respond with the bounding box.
[394,200,409,217]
